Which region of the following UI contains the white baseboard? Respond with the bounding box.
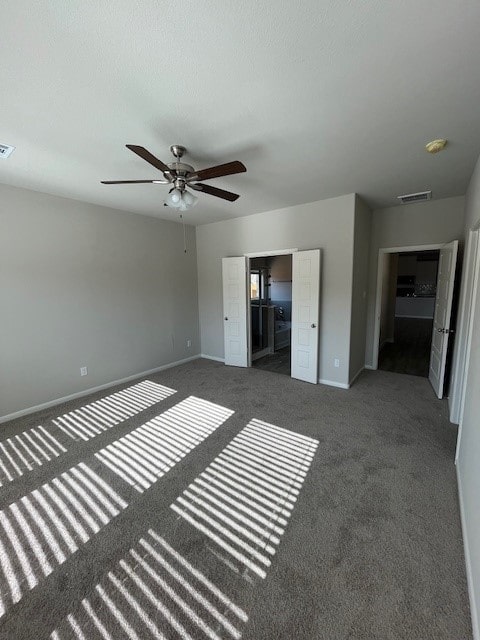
[0,354,201,425]
[457,467,479,640]
[200,354,225,363]
[318,378,349,390]
[349,366,364,387]
[364,364,376,370]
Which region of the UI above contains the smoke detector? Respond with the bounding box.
[425,139,447,154]
[397,190,432,204]
[0,143,15,159]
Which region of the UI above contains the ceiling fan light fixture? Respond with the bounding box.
[182,190,198,207]
[165,188,182,207]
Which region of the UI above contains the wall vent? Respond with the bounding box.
[0,143,15,159]
[397,190,432,204]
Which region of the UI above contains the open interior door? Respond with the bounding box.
[429,240,458,398]
[291,249,321,383]
[222,257,248,367]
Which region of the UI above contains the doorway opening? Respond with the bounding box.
[249,254,292,376]
[378,249,440,377]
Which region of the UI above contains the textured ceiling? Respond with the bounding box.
[1,0,480,224]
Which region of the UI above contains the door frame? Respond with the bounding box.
[450,227,480,425]
[455,225,480,461]
[245,249,298,368]
[372,243,444,370]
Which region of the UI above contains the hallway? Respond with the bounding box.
[378,317,433,377]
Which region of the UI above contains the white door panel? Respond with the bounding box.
[429,240,458,398]
[222,257,248,367]
[291,250,321,383]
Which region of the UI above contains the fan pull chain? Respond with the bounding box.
[180,214,187,253]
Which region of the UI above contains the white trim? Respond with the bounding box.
[364,364,376,370]
[0,355,200,425]
[244,248,298,258]
[372,243,444,370]
[450,228,480,426]
[318,378,349,390]
[200,353,225,363]
[455,230,480,460]
[349,366,364,387]
[457,468,480,640]
[379,243,444,254]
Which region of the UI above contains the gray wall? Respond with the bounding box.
[349,196,372,382]
[196,194,356,386]
[456,154,480,637]
[365,196,465,367]
[0,184,200,419]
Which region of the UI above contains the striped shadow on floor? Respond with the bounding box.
[0,427,66,486]
[0,381,175,486]
[48,419,317,639]
[0,395,235,618]
[0,462,128,618]
[52,380,176,442]
[50,529,248,640]
[94,396,235,493]
[171,419,319,580]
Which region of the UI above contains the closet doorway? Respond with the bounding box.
[222,249,321,383]
[250,254,292,376]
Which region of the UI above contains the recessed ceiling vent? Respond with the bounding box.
[397,190,432,204]
[0,143,15,159]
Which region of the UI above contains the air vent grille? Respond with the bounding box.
[397,190,432,204]
[0,143,15,159]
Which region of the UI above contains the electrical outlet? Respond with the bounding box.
[80,366,88,376]
[334,358,340,368]
[186,339,192,348]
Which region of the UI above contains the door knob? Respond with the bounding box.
[311,323,316,328]
[437,328,443,333]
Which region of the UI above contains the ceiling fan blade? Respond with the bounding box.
[191,183,240,201]
[101,179,166,184]
[188,160,246,182]
[126,145,173,176]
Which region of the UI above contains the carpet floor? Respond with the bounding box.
[0,359,471,639]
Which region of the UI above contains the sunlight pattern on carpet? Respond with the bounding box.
[50,529,248,640]
[171,419,318,580]
[0,426,66,485]
[95,396,235,493]
[52,380,176,442]
[0,463,128,617]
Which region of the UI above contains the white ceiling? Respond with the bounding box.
[1,0,480,224]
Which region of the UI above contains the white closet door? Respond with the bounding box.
[222,257,248,367]
[291,249,321,383]
[429,240,458,398]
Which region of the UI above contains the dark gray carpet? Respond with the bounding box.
[0,360,471,639]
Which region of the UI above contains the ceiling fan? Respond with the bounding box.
[101,144,246,210]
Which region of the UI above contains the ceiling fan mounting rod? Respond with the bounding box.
[170,144,186,160]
